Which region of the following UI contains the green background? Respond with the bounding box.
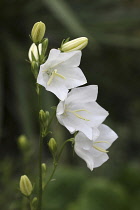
[0,0,140,209]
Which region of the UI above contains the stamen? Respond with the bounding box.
[66,109,90,121]
[47,71,55,85]
[93,145,108,153]
[47,69,65,85]
[73,112,90,121]
[95,141,109,144]
[54,71,66,79]
[73,109,89,113]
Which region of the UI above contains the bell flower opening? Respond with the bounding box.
[56,85,109,139]
[37,49,87,101]
[74,124,118,171]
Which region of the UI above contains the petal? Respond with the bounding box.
[43,49,60,68]
[46,78,68,101]
[46,49,82,68]
[59,112,93,139]
[57,67,87,89]
[57,114,76,133]
[66,85,98,105]
[87,102,109,127]
[56,101,65,115]
[37,70,49,88]
[75,132,92,150]
[95,124,118,149]
[74,141,95,171]
[65,101,108,135]
[94,153,109,168]
[58,50,82,67]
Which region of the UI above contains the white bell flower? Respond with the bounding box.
[37,49,87,101]
[74,124,118,171]
[56,85,109,139]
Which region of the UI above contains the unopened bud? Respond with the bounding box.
[32,197,38,209]
[31,61,39,79]
[39,110,49,137]
[48,138,57,154]
[38,43,42,56]
[28,43,39,62]
[61,37,88,52]
[39,110,49,123]
[31,21,46,43]
[19,175,33,196]
[42,163,47,172]
[42,38,48,55]
[18,135,29,150]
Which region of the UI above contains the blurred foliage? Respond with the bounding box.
[0,0,140,209]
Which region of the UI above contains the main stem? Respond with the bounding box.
[37,90,43,210]
[38,134,43,210]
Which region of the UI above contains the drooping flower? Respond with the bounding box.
[37,49,87,101]
[74,124,118,171]
[56,85,109,139]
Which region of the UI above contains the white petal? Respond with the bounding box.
[57,114,76,133]
[74,140,95,171]
[57,67,87,89]
[59,101,108,138]
[56,101,65,115]
[75,132,92,150]
[46,78,68,101]
[87,102,109,127]
[59,50,82,67]
[37,69,49,88]
[66,85,98,105]
[95,124,118,149]
[94,153,109,168]
[46,49,81,68]
[43,49,60,68]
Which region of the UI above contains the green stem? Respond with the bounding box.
[45,139,73,189]
[38,135,43,210]
[37,90,43,210]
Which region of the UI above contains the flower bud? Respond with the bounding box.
[42,38,48,55]
[31,21,46,43]
[39,110,49,137]
[28,43,39,62]
[42,163,47,172]
[39,110,49,123]
[42,163,47,189]
[48,138,57,154]
[19,175,33,196]
[18,135,29,150]
[38,43,42,56]
[31,61,39,79]
[61,37,88,52]
[31,197,38,210]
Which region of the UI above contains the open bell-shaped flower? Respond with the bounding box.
[56,85,109,139]
[37,49,87,101]
[74,124,118,171]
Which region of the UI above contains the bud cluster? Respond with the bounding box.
[29,22,48,79]
[39,110,49,137]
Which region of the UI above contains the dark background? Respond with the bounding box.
[0,0,140,209]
